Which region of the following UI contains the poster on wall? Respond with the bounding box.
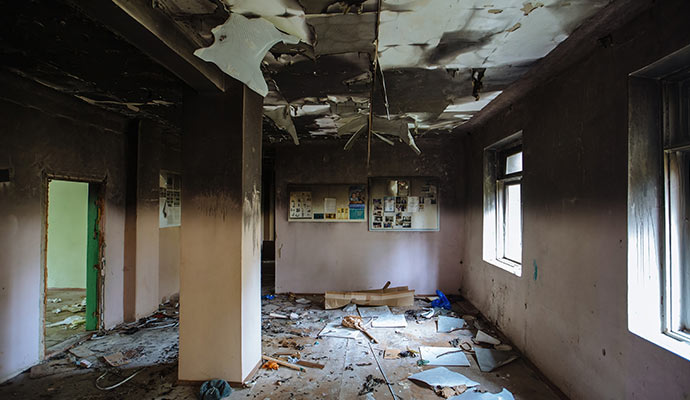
[289,191,312,219]
[348,185,366,220]
[369,177,439,231]
[160,171,181,228]
[288,184,367,223]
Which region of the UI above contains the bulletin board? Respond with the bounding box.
[368,177,440,231]
[288,183,367,222]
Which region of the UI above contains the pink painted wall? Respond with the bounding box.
[274,140,464,295]
[459,2,690,398]
[0,73,129,382]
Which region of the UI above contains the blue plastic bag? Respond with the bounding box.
[430,290,451,310]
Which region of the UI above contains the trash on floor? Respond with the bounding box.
[358,305,392,318]
[448,388,515,400]
[262,361,279,370]
[371,314,408,328]
[475,330,501,345]
[199,379,232,400]
[296,360,325,369]
[103,351,133,367]
[295,298,311,304]
[438,315,466,333]
[384,348,402,359]
[269,312,289,319]
[358,374,386,395]
[262,355,305,371]
[324,286,414,309]
[436,384,468,398]
[68,347,94,359]
[342,303,357,313]
[47,298,62,303]
[318,321,361,339]
[430,290,451,309]
[46,315,86,329]
[342,315,378,343]
[419,346,471,366]
[408,367,480,388]
[76,359,92,368]
[474,347,519,372]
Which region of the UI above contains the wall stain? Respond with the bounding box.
[533,259,538,281]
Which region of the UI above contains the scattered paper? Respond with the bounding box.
[103,352,131,367]
[358,306,392,318]
[420,346,471,366]
[476,330,500,345]
[318,321,361,339]
[46,315,85,329]
[371,314,407,328]
[295,298,311,304]
[448,388,515,400]
[474,348,519,372]
[408,367,480,388]
[438,316,466,333]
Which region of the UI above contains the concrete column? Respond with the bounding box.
[178,83,263,383]
[123,119,162,321]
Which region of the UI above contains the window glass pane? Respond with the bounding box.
[504,183,522,263]
[667,151,690,332]
[505,151,523,175]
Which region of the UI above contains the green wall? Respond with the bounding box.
[47,180,88,289]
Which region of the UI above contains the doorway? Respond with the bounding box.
[44,179,102,353]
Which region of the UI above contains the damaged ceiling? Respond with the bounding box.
[1,0,609,152]
[172,0,608,151]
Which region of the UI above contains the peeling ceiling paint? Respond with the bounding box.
[178,0,607,149]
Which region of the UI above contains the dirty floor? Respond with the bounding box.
[45,288,87,349]
[0,294,563,399]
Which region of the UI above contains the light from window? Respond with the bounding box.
[483,133,523,276]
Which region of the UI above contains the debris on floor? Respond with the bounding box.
[476,330,501,345]
[325,285,415,309]
[358,374,386,395]
[46,315,86,329]
[450,388,516,399]
[2,292,560,400]
[474,348,519,372]
[438,315,466,333]
[408,367,480,388]
[420,346,472,366]
[199,379,232,400]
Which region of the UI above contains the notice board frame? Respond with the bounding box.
[367,176,440,232]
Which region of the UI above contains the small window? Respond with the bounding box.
[483,132,523,275]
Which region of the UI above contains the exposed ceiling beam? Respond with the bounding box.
[68,0,227,92]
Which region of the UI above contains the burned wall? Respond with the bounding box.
[459,1,690,399]
[0,72,129,382]
[273,138,465,294]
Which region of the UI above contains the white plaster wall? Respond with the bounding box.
[459,2,690,398]
[274,140,465,295]
[0,75,128,381]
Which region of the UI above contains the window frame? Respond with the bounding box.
[628,44,690,361]
[483,132,523,276]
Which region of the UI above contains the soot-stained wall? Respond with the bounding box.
[460,2,690,399]
[0,72,129,382]
[274,139,464,294]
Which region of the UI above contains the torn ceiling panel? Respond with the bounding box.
[194,13,299,96]
[223,0,315,43]
[306,13,376,56]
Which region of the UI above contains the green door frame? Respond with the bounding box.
[85,183,102,331]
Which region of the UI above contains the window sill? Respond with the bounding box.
[630,326,690,362]
[483,257,522,277]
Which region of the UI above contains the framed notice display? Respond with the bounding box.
[288,183,367,223]
[368,177,439,231]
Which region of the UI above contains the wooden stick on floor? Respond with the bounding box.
[262,355,305,372]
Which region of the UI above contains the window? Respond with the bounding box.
[628,44,690,361]
[483,132,522,276]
